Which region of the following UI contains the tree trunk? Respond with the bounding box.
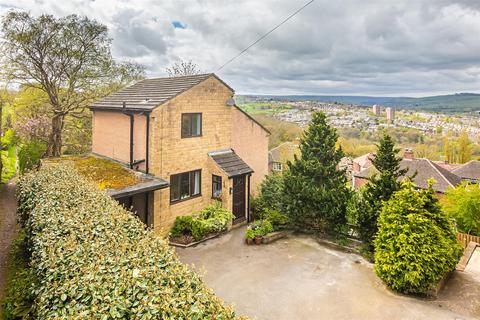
[46,114,64,157]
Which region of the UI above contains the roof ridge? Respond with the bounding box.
[144,73,213,81]
[427,159,455,187]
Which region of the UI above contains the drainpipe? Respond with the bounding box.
[247,174,251,223]
[122,102,134,169]
[145,112,150,174]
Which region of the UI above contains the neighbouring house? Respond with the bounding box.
[352,149,462,193]
[452,160,480,183]
[268,141,300,173]
[90,73,270,234]
[351,152,374,173]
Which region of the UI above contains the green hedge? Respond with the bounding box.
[17,164,243,319]
[170,204,234,241]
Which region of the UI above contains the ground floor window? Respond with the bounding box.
[212,175,222,199]
[170,169,201,203]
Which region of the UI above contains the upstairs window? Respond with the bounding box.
[212,175,222,199]
[272,162,283,172]
[170,170,201,203]
[182,113,202,138]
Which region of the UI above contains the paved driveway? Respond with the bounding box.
[176,226,478,320]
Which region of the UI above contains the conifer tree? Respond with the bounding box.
[357,133,407,250]
[282,111,351,234]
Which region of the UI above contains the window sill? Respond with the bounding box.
[181,135,203,139]
[170,194,202,205]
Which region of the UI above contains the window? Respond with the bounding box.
[272,162,283,172]
[212,175,222,199]
[170,170,201,203]
[181,113,202,138]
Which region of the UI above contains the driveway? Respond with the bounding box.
[176,226,478,320]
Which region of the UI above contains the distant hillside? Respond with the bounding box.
[239,93,480,113]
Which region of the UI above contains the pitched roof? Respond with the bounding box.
[209,149,253,177]
[354,158,461,193]
[269,142,300,163]
[90,74,233,111]
[452,160,480,181]
[353,152,374,169]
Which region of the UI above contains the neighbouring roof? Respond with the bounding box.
[269,141,300,163]
[209,149,253,177]
[433,161,461,172]
[354,158,462,193]
[452,160,480,181]
[90,73,233,111]
[353,152,374,169]
[108,175,169,199]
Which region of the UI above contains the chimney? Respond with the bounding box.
[404,148,414,160]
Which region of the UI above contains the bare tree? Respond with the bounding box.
[166,60,202,77]
[0,11,144,157]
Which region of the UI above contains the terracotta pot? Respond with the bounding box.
[246,238,254,245]
[254,236,263,245]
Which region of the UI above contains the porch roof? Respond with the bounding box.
[108,174,169,199]
[209,149,253,177]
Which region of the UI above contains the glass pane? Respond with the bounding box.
[212,175,222,198]
[192,114,201,136]
[170,175,180,201]
[193,171,200,195]
[180,173,190,199]
[182,115,191,137]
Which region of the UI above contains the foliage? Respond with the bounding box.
[457,130,472,164]
[166,60,202,77]
[1,11,145,156]
[374,180,461,295]
[254,173,285,213]
[1,129,16,182]
[246,220,274,238]
[170,203,234,241]
[2,231,37,320]
[356,134,408,250]
[443,182,480,236]
[17,140,46,174]
[17,164,242,319]
[245,228,256,239]
[282,111,351,234]
[260,208,289,231]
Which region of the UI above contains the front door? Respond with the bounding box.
[232,175,246,223]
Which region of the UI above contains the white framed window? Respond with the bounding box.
[272,162,283,172]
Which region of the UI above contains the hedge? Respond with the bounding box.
[17,163,244,319]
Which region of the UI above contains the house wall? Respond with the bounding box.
[91,111,147,171]
[231,108,269,194]
[149,76,239,234]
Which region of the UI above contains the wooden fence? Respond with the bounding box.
[457,232,480,249]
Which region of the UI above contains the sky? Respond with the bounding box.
[1,0,480,96]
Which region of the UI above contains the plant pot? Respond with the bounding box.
[254,236,263,245]
[246,238,254,245]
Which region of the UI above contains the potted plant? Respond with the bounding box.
[254,226,264,245]
[245,228,255,245]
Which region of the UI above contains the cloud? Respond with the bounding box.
[1,0,480,96]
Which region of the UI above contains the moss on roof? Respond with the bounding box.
[45,156,142,190]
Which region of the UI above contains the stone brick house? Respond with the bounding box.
[90,74,270,233]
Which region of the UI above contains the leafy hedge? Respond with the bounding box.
[17,163,243,319]
[374,180,461,295]
[170,204,234,241]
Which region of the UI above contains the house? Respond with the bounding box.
[90,74,270,233]
[352,149,462,193]
[268,141,300,173]
[352,152,374,173]
[452,160,480,183]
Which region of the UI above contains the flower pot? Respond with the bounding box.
[246,238,254,245]
[254,236,263,245]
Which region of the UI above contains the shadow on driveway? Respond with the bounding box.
[176,226,478,320]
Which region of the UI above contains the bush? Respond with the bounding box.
[254,173,285,213]
[17,163,242,319]
[170,203,234,241]
[260,208,289,231]
[2,231,37,320]
[374,180,462,295]
[17,139,46,174]
[443,182,480,236]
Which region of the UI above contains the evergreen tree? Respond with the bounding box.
[282,111,351,234]
[357,133,407,250]
[374,180,461,294]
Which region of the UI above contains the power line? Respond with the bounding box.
[217,0,315,71]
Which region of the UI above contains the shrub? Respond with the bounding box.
[261,208,289,231]
[443,182,480,236]
[17,163,242,319]
[170,203,234,241]
[254,173,285,213]
[374,180,462,295]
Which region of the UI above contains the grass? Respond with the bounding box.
[46,156,142,190]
